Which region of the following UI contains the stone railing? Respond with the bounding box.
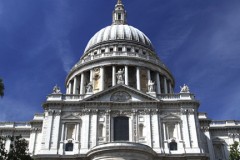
[157,93,195,100]
[70,51,170,73]
[158,94,180,100]
[0,122,31,128]
[63,94,85,100]
[210,120,240,126]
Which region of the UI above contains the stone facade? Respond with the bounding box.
[0,1,238,160]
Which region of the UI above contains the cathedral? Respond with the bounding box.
[0,1,239,160]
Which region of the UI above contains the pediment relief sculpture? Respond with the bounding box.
[110,91,131,102]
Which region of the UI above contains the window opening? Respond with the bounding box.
[139,124,144,137]
[65,142,73,151]
[67,124,75,140]
[170,142,177,150]
[98,124,103,137]
[101,49,105,53]
[118,47,122,51]
[110,48,113,52]
[114,116,129,141]
[127,48,131,52]
[118,14,121,20]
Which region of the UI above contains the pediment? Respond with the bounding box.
[162,113,180,119]
[83,84,160,102]
[62,113,80,120]
[212,137,225,142]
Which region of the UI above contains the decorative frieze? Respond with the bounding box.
[228,133,239,138]
[181,109,195,115]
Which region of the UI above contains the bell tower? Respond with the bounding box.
[112,0,128,25]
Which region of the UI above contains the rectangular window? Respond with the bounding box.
[67,124,75,140]
[127,48,131,52]
[110,48,113,52]
[101,49,105,53]
[118,14,121,20]
[118,47,122,51]
[135,49,139,53]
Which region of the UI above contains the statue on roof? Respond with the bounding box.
[86,82,93,93]
[148,80,155,92]
[180,84,189,93]
[53,84,61,94]
[116,69,125,84]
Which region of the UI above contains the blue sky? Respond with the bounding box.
[0,0,239,122]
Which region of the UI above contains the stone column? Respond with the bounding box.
[147,69,151,84]
[81,111,90,154]
[152,110,161,152]
[73,77,77,94]
[112,66,116,86]
[51,110,61,153]
[136,67,141,90]
[69,82,72,94]
[80,72,85,95]
[164,77,168,94]
[29,129,37,155]
[100,66,105,91]
[58,123,65,155]
[45,110,54,150]
[90,69,93,82]
[163,122,169,153]
[145,112,152,147]
[74,123,80,154]
[181,109,191,152]
[125,65,129,85]
[91,110,98,148]
[168,81,172,94]
[203,128,215,160]
[188,110,200,152]
[156,72,161,94]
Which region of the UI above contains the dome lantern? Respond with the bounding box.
[112,0,127,25]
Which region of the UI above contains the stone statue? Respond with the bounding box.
[116,69,125,84]
[148,80,155,92]
[86,82,93,93]
[180,84,189,93]
[53,84,61,94]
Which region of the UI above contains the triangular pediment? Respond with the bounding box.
[62,113,80,120]
[162,113,180,119]
[82,84,160,102]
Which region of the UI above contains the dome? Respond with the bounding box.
[84,25,155,53]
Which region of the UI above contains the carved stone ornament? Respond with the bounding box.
[151,109,159,115]
[53,84,61,94]
[92,109,98,115]
[55,110,61,116]
[180,84,190,93]
[104,110,111,115]
[82,109,91,115]
[181,109,194,115]
[110,91,131,102]
[228,133,239,138]
[48,110,54,116]
[200,126,209,132]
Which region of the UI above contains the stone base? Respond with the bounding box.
[147,92,156,97]
[85,92,94,98]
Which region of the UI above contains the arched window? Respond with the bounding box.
[169,142,177,151]
[139,124,144,137]
[114,116,129,141]
[65,142,73,151]
[98,124,103,137]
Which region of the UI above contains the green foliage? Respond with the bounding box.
[0,135,33,160]
[0,78,4,98]
[230,141,240,160]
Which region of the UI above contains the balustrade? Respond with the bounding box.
[70,51,171,74]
